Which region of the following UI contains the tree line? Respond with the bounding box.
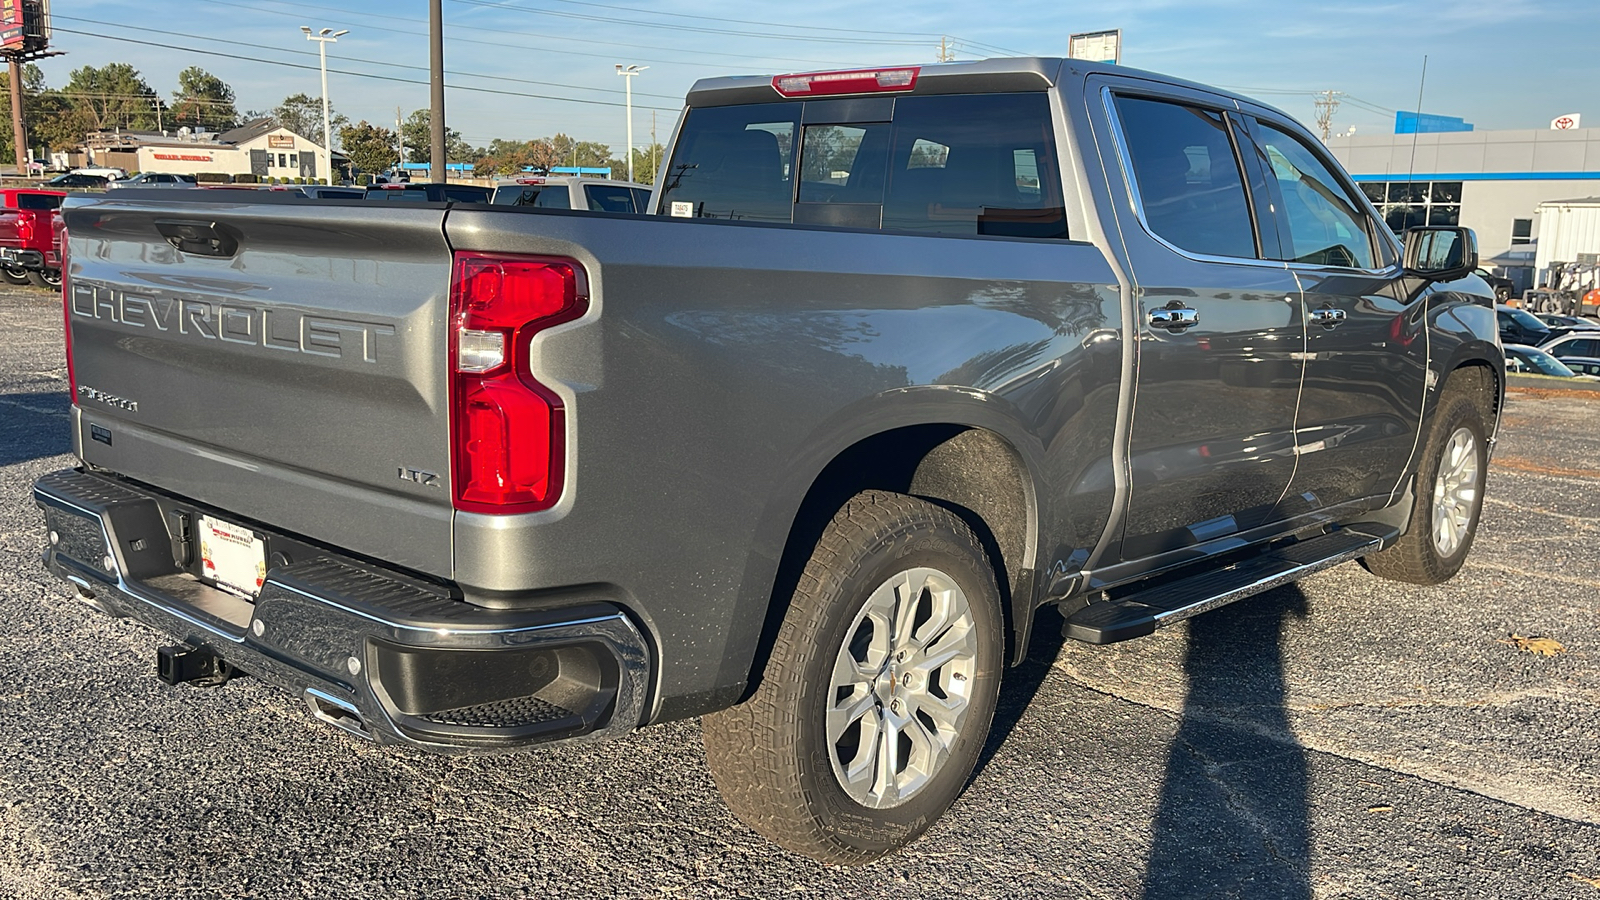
[2,60,664,183]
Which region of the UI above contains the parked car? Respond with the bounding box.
[0,188,64,288]
[1535,330,1600,361]
[106,173,200,190]
[70,166,127,180]
[1474,267,1515,302]
[1496,304,1557,346]
[1503,343,1600,380]
[364,182,490,203]
[1558,356,1600,377]
[38,57,1502,864]
[491,176,653,213]
[43,173,109,190]
[1533,313,1600,330]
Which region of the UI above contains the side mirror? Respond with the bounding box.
[1403,226,1477,282]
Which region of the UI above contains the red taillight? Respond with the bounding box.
[16,209,35,245]
[61,225,74,400]
[448,252,587,514]
[771,66,920,97]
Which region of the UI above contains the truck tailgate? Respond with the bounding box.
[62,196,456,577]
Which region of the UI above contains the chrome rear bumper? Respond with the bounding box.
[33,468,650,753]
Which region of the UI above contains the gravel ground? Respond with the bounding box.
[1,284,1597,899]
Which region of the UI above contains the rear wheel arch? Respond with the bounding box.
[744,424,1038,700]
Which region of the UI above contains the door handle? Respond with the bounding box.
[1311,307,1347,327]
[1149,306,1199,331]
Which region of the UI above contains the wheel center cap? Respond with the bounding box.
[876,666,898,698]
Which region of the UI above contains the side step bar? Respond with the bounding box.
[1062,528,1386,645]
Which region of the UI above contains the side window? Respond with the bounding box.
[630,188,650,212]
[1113,95,1257,259]
[533,187,572,209]
[1253,122,1377,268]
[585,184,638,212]
[881,93,1068,239]
[658,103,799,223]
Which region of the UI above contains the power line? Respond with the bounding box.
[455,0,1037,56]
[189,0,862,70]
[49,27,683,112]
[53,13,685,101]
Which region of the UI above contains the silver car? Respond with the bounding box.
[491,177,652,213]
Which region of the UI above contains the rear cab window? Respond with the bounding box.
[16,193,62,210]
[585,184,640,213]
[659,92,1069,239]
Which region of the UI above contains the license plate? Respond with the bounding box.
[199,515,267,599]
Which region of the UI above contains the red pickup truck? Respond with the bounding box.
[0,188,64,289]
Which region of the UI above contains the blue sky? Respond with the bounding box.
[34,0,1598,153]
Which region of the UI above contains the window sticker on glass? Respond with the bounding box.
[670,201,693,217]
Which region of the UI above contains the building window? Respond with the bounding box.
[289,153,298,166]
[1512,218,1533,245]
[278,153,287,168]
[1360,180,1463,233]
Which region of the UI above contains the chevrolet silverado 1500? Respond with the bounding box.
[33,58,1501,862]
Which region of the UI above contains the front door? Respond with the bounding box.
[1094,84,1307,564]
[1244,114,1427,515]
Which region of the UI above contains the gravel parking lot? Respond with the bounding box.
[2,285,1598,899]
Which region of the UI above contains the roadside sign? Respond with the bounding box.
[1069,29,1122,65]
[1551,113,1582,130]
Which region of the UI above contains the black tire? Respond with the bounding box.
[1494,286,1510,302]
[702,490,1004,864]
[25,269,60,290]
[1,266,28,286]
[1362,388,1488,585]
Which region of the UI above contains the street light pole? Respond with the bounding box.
[301,25,348,182]
[615,64,646,182]
[429,0,446,184]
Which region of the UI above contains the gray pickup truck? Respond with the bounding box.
[34,58,1501,863]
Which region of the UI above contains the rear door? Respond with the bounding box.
[1092,79,1307,563]
[1243,112,1427,515]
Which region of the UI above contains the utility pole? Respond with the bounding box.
[7,60,24,176]
[429,0,446,183]
[616,64,646,182]
[936,36,956,62]
[396,106,405,178]
[302,26,347,182]
[650,110,658,185]
[1314,90,1343,143]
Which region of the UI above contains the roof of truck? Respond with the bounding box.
[685,57,1273,113]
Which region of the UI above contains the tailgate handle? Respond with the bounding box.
[155,220,240,258]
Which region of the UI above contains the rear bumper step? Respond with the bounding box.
[1062,527,1388,644]
[33,468,650,753]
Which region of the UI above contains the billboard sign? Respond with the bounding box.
[0,0,48,54]
[1551,113,1582,130]
[1069,29,1122,65]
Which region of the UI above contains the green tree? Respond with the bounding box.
[62,63,162,132]
[400,109,476,163]
[171,67,239,131]
[339,121,398,175]
[628,143,665,185]
[274,93,347,145]
[474,138,558,177]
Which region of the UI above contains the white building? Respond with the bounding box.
[86,120,338,182]
[1326,126,1600,290]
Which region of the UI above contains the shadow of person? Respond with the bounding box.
[1142,585,1312,900]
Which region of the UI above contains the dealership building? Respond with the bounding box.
[1325,124,1600,291]
[80,120,339,182]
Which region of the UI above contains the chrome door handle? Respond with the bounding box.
[1311,307,1347,327]
[1149,306,1199,331]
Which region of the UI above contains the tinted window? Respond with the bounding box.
[17,193,62,210]
[1114,96,1256,259]
[443,187,489,203]
[1254,122,1376,268]
[881,93,1068,239]
[532,187,571,209]
[493,185,542,206]
[659,103,799,223]
[630,188,651,212]
[586,184,639,212]
[372,190,427,202]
